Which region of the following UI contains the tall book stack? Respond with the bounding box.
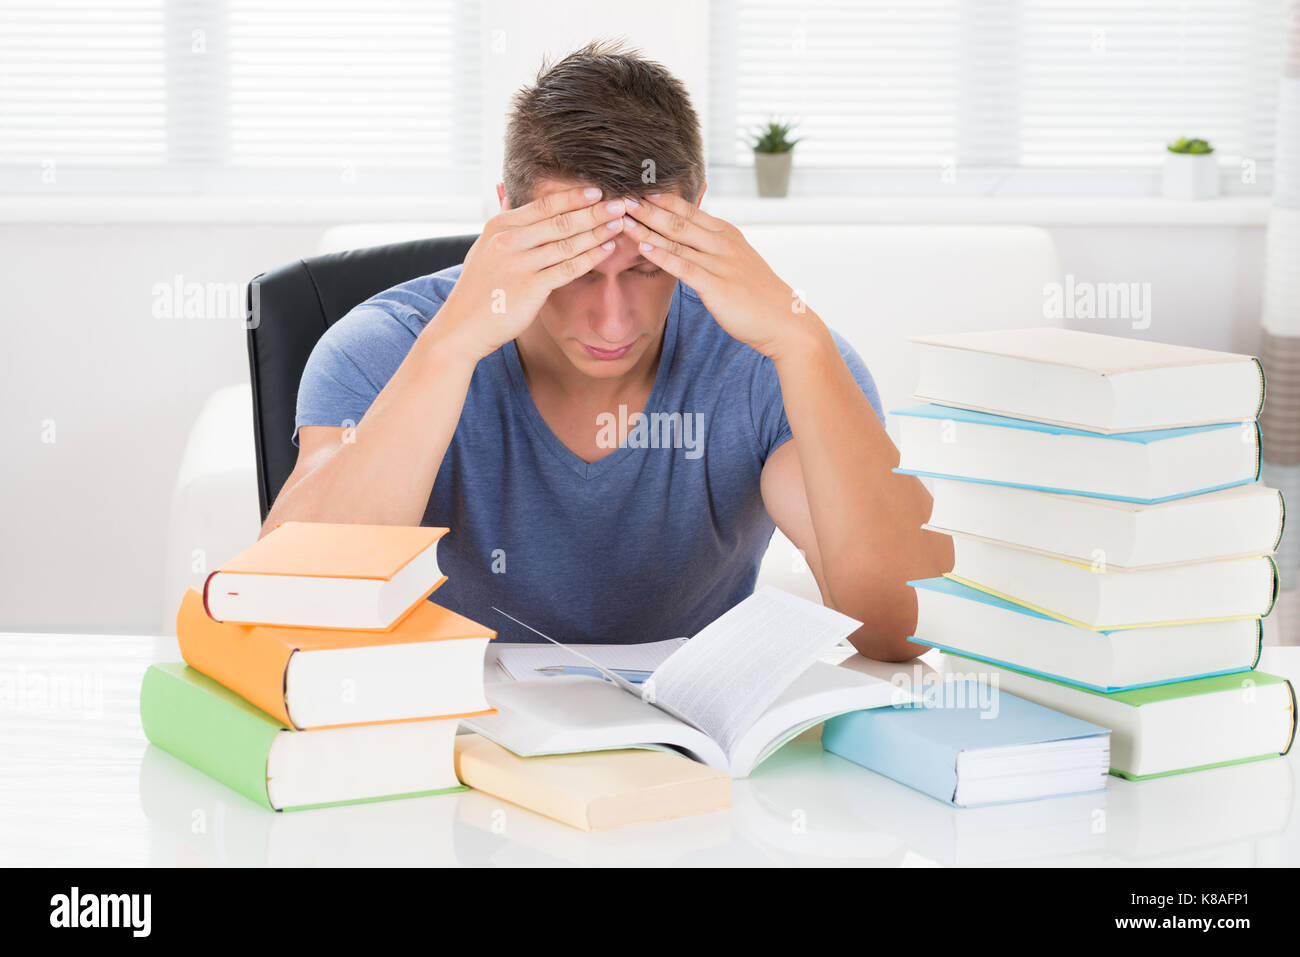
[894,328,1296,780]
[140,522,496,811]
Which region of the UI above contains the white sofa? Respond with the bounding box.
[163,223,1061,631]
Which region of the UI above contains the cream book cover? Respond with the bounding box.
[453,733,732,832]
[908,327,1264,432]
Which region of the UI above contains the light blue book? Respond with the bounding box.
[823,681,1111,808]
[891,403,1259,504]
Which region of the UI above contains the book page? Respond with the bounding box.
[495,639,688,681]
[642,587,861,759]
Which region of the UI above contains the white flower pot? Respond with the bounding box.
[1162,152,1219,200]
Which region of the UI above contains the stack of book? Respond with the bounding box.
[894,327,1296,781]
[140,522,496,812]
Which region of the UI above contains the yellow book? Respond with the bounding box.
[453,734,731,832]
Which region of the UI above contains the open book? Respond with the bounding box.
[463,587,905,778]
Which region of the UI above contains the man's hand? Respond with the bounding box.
[433,185,630,362]
[622,192,816,360]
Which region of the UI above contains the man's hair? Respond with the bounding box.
[502,38,705,208]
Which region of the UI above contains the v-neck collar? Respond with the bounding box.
[503,282,683,481]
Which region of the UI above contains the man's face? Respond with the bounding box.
[503,177,690,380]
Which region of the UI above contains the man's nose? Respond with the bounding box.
[588,275,636,344]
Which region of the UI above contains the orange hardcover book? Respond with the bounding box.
[204,522,448,631]
[177,587,495,730]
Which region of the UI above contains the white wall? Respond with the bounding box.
[0,223,318,633]
[1050,225,1268,354]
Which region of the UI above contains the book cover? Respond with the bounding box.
[139,663,466,811]
[176,586,495,729]
[453,733,732,831]
[204,522,448,630]
[822,683,1110,807]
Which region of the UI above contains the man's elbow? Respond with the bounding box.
[844,621,925,662]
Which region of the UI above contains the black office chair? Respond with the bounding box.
[244,233,480,521]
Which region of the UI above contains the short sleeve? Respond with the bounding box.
[292,302,424,447]
[749,329,886,461]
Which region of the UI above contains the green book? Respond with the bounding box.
[139,663,465,811]
[943,654,1296,780]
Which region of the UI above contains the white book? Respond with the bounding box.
[944,653,1296,780]
[946,533,1278,629]
[923,477,1286,568]
[911,577,1262,692]
[464,587,904,778]
[893,403,1259,504]
[911,327,1265,433]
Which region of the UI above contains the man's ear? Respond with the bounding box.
[696,181,708,207]
[496,182,510,210]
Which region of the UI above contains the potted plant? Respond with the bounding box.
[1163,137,1218,200]
[750,119,802,198]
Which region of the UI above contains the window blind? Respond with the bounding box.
[710,0,1287,175]
[0,0,481,192]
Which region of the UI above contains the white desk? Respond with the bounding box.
[2,633,1297,867]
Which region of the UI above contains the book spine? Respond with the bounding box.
[176,588,297,727]
[1252,356,1267,420]
[139,666,282,811]
[1282,679,1297,758]
[1273,488,1287,554]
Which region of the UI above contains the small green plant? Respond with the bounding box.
[1167,137,1214,155]
[749,119,802,154]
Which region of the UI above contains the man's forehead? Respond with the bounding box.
[530,177,676,203]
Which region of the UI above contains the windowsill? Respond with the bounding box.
[702,194,1273,227]
[0,192,1273,227]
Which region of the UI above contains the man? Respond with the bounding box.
[265,40,952,659]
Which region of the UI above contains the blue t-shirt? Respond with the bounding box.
[295,263,883,644]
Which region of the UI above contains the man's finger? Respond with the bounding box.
[626,192,726,253]
[499,183,605,229]
[513,195,627,252]
[621,216,711,272]
[633,234,718,292]
[538,236,618,289]
[530,217,627,271]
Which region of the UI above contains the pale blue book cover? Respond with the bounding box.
[822,680,1110,808]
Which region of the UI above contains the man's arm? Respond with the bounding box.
[758,330,954,660]
[622,193,953,660]
[261,185,630,537]
[262,328,477,532]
